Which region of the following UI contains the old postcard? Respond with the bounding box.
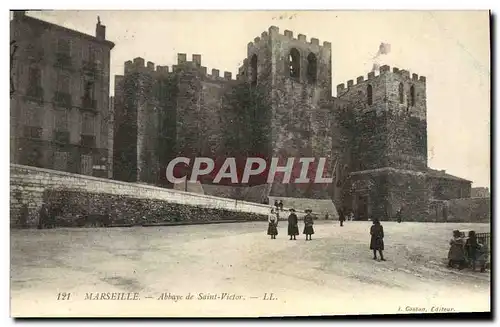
[9,10,491,317]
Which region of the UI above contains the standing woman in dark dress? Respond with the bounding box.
[303,209,315,241]
[370,219,385,261]
[267,208,279,239]
[287,208,299,240]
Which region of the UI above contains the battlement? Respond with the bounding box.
[122,54,237,82]
[389,66,426,83]
[247,25,332,50]
[205,69,235,82]
[124,57,160,75]
[336,65,427,93]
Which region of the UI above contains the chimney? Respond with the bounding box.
[96,16,106,40]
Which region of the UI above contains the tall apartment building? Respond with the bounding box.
[10,11,115,178]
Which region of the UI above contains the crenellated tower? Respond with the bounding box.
[337,65,427,172]
[238,26,335,199]
[336,65,429,220]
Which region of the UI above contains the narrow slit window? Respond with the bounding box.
[410,85,416,106]
[307,53,317,83]
[367,84,373,105]
[398,83,404,104]
[289,48,300,79]
[250,54,257,85]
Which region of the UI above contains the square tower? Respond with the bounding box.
[337,65,429,220]
[337,65,428,172]
[239,26,334,199]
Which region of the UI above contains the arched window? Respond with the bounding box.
[307,53,317,83]
[289,48,300,79]
[250,54,257,85]
[367,84,373,106]
[398,83,404,104]
[410,85,415,106]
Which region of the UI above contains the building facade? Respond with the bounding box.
[113,25,472,219]
[10,11,114,178]
[471,187,490,198]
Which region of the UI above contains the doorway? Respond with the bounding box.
[356,194,370,220]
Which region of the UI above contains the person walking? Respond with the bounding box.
[396,207,403,223]
[338,207,346,227]
[287,209,299,240]
[370,219,385,261]
[303,209,315,241]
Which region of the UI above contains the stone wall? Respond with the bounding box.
[471,187,490,198]
[346,168,429,221]
[446,197,491,223]
[268,196,338,219]
[429,198,490,223]
[10,164,271,228]
[203,184,270,203]
[427,176,471,200]
[386,169,429,221]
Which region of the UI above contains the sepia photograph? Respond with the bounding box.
[8,9,491,318]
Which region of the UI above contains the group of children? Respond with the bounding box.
[448,230,489,272]
[267,208,315,241]
[268,209,490,273]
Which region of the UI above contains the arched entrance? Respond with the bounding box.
[351,179,374,220]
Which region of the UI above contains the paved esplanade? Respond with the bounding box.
[11,221,490,317]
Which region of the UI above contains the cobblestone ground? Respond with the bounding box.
[10,221,490,317]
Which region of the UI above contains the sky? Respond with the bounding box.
[24,10,490,188]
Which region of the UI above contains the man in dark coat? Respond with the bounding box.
[303,209,315,241]
[338,208,346,227]
[287,209,299,240]
[370,219,385,261]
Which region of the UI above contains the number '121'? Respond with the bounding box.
[57,293,71,300]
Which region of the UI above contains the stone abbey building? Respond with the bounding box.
[113,25,471,221]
